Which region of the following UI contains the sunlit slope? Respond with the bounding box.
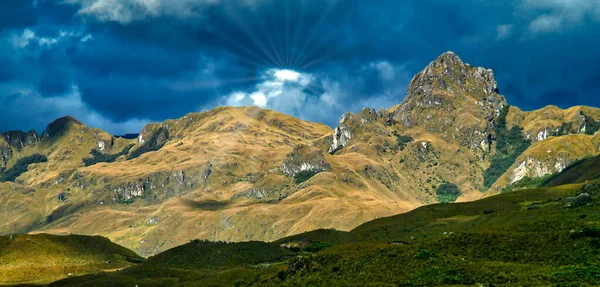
[50,180,600,286]
[1,52,600,259]
[0,234,142,285]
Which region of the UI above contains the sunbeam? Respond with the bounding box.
[213,31,274,69]
[170,76,261,91]
[290,1,338,68]
[225,9,283,68]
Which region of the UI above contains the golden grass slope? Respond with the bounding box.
[0,233,142,285]
[1,52,600,259]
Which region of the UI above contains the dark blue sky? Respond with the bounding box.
[1,0,599,134]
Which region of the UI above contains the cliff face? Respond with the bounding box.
[394,52,506,151]
[1,52,599,257]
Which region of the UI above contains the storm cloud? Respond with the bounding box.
[1,0,599,134]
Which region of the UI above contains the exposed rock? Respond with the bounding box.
[412,141,435,163]
[42,116,83,138]
[203,162,213,185]
[564,193,593,208]
[1,130,39,148]
[231,188,266,200]
[328,113,354,154]
[147,216,160,225]
[392,51,506,150]
[510,157,569,184]
[0,145,13,171]
[114,179,145,202]
[282,145,332,177]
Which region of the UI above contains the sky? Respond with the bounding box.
[1,0,600,135]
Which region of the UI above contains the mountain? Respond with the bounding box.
[48,177,600,286]
[0,234,143,285]
[1,52,599,258]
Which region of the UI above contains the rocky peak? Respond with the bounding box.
[1,130,39,148]
[401,51,501,111]
[42,116,85,138]
[392,51,507,150]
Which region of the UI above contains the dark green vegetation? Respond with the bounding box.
[127,128,169,160]
[83,144,134,166]
[48,174,600,286]
[0,153,47,182]
[294,170,321,184]
[502,175,552,193]
[544,155,600,187]
[0,234,143,285]
[483,105,532,189]
[393,131,414,151]
[583,112,600,135]
[436,182,461,203]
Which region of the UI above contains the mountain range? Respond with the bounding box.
[1,51,599,260]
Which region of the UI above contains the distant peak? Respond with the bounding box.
[429,51,465,68]
[42,116,85,138]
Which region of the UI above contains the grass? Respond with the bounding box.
[0,234,143,285]
[436,182,461,203]
[82,144,134,166]
[44,179,600,286]
[483,105,531,189]
[0,154,47,182]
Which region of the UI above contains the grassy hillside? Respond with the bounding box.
[542,155,600,187]
[48,180,600,286]
[1,52,599,262]
[0,234,143,285]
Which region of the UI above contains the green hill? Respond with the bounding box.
[48,180,600,286]
[543,155,600,187]
[0,234,143,285]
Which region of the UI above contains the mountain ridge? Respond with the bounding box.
[1,51,599,257]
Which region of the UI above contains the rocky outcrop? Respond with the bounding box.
[0,145,13,172]
[282,145,332,177]
[42,116,83,138]
[1,130,39,148]
[393,51,507,150]
[328,113,354,154]
[110,168,208,203]
[113,179,145,202]
[509,157,569,184]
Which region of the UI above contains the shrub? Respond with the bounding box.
[302,241,332,252]
[413,249,437,260]
[483,105,531,189]
[128,128,169,160]
[583,112,600,135]
[294,170,321,184]
[436,182,461,203]
[83,144,134,166]
[0,154,47,182]
[392,131,414,151]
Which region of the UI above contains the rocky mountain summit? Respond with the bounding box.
[1,52,599,257]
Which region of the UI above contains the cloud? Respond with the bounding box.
[0,86,149,134]
[223,62,409,125]
[528,14,563,33]
[65,0,261,23]
[496,24,513,40]
[520,0,600,33]
[2,0,600,134]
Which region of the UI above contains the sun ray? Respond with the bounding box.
[300,47,343,70]
[248,8,286,68]
[225,9,282,68]
[214,31,275,68]
[283,0,292,67]
[289,0,306,69]
[290,1,337,68]
[170,76,262,91]
[294,32,335,70]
